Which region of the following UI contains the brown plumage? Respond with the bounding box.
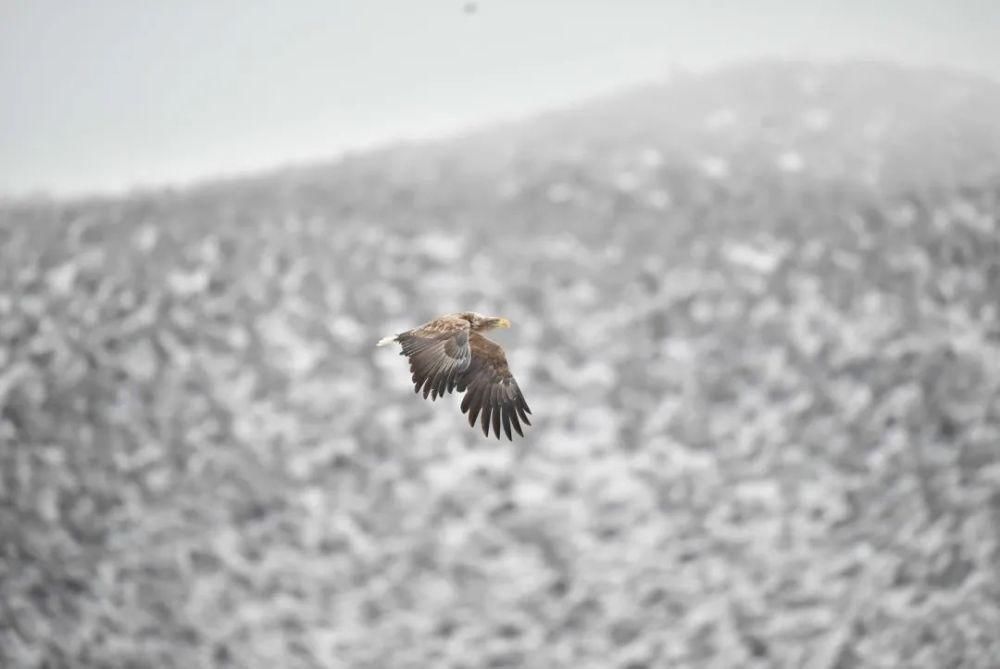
[376,312,531,440]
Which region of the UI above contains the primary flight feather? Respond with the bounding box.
[377,311,531,440]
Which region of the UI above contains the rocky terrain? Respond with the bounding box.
[2,61,1000,667]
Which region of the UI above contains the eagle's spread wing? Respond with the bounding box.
[397,319,472,400]
[458,332,531,440]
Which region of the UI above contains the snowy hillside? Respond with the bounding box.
[2,61,1000,668]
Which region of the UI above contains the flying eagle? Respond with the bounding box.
[377,312,531,440]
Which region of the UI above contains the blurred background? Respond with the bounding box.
[2,2,1000,668]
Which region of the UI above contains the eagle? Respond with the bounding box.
[377,312,531,440]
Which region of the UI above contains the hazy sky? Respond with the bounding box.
[2,1,999,197]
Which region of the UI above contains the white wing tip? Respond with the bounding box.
[376,335,397,347]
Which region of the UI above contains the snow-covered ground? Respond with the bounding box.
[2,62,1000,667]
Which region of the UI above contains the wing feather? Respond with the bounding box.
[480,386,493,437]
[457,332,531,441]
[397,318,471,400]
[510,408,523,437]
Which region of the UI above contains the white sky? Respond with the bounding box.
[2,0,998,197]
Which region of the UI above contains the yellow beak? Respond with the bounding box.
[495,317,512,329]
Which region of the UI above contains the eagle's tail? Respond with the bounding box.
[376,334,398,347]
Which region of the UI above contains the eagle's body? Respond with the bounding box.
[377,312,531,440]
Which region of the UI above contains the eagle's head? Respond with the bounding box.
[460,311,511,331]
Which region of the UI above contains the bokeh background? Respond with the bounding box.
[3,4,1000,669]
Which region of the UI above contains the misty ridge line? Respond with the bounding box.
[3,57,1000,205]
